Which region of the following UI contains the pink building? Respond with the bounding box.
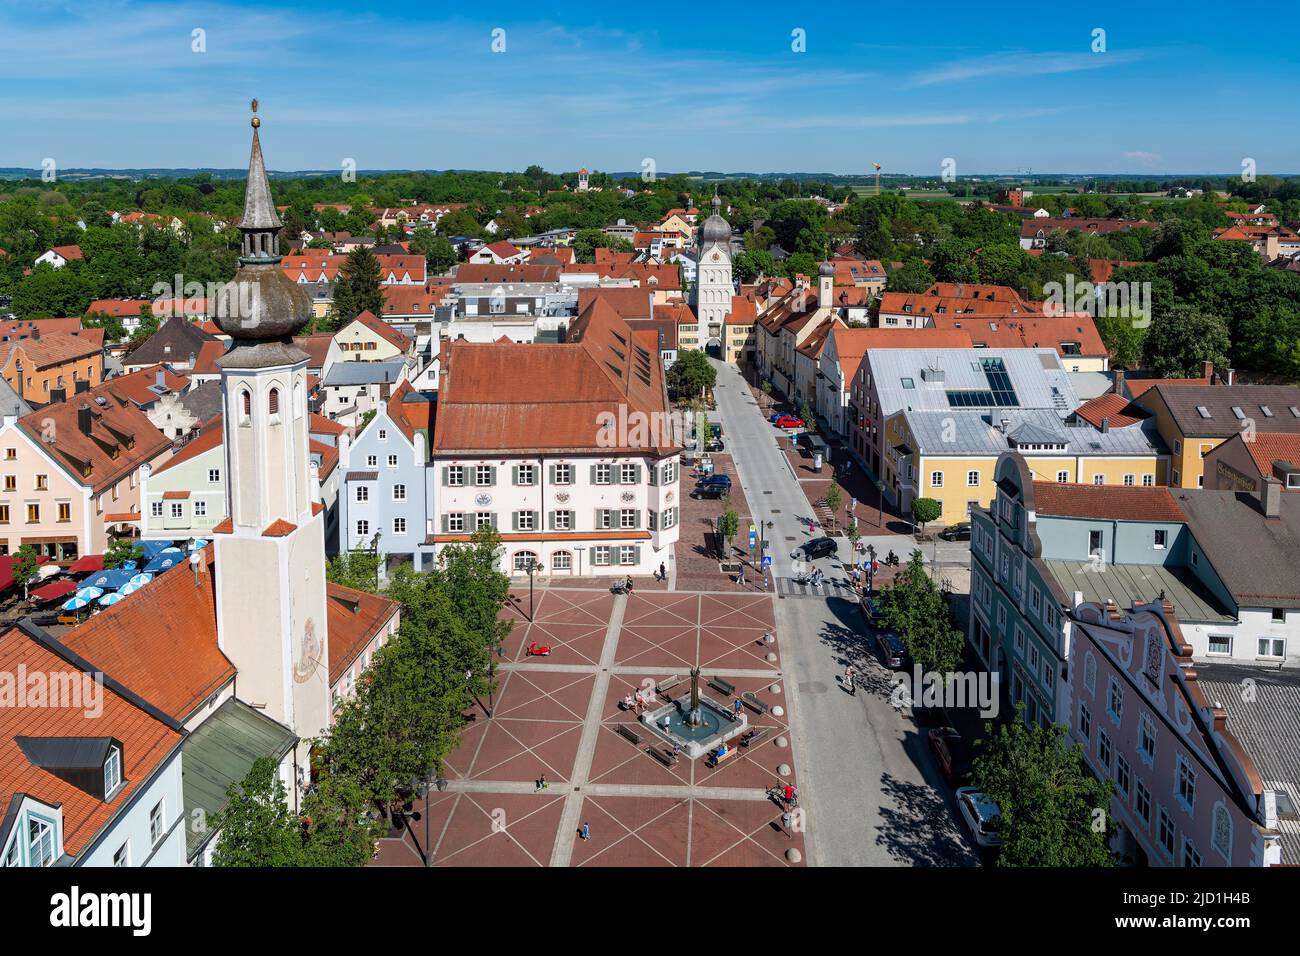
[0,384,172,559]
[1066,598,1285,866]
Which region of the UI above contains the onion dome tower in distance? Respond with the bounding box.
[211,101,330,779]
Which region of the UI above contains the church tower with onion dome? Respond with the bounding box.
[693,189,733,353]
[211,102,330,781]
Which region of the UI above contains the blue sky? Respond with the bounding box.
[2,0,1297,175]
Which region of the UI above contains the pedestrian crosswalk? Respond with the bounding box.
[775,576,859,600]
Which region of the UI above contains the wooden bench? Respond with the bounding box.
[706,746,740,768]
[657,676,682,695]
[616,724,642,745]
[56,613,79,626]
[648,746,678,767]
[708,677,736,697]
[742,692,769,715]
[739,727,769,748]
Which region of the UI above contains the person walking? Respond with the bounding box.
[737,564,745,588]
[580,822,590,841]
[536,773,548,791]
[844,664,856,695]
[659,562,667,582]
[626,574,634,595]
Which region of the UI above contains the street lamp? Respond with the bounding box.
[875,479,885,527]
[410,775,432,867]
[524,556,545,622]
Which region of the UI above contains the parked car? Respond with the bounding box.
[696,474,731,490]
[858,595,885,628]
[955,787,1003,848]
[791,536,837,560]
[939,522,972,542]
[875,630,907,669]
[692,483,728,500]
[705,437,725,452]
[774,415,805,429]
[768,412,786,423]
[928,726,973,784]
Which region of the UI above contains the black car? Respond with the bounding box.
[939,522,972,541]
[692,483,728,500]
[696,473,731,489]
[859,595,886,628]
[927,726,974,784]
[791,536,837,560]
[875,631,907,669]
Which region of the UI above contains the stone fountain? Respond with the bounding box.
[641,666,746,759]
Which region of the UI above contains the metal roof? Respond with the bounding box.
[1043,559,1234,623]
[1195,662,1300,865]
[868,347,1078,417]
[180,698,296,859]
[321,359,407,387]
[902,408,1164,458]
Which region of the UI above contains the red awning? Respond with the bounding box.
[68,554,105,574]
[31,580,77,601]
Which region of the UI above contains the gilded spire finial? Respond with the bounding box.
[251,98,260,128]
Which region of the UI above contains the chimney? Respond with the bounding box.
[1224,367,1235,385]
[77,404,92,435]
[1262,476,1282,519]
[74,378,89,394]
[1112,367,1125,396]
[1202,360,1214,381]
[155,370,165,388]
[30,325,40,340]
[1100,417,1110,434]
[49,387,65,404]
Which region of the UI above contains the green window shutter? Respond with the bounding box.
[633,465,642,483]
[590,464,598,484]
[633,510,642,529]
[548,464,556,484]
[511,511,519,531]
[441,466,449,486]
[440,514,449,533]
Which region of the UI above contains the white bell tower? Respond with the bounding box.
[211,102,330,784]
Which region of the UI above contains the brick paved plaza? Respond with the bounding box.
[373,587,806,867]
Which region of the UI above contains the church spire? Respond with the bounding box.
[237,99,282,261]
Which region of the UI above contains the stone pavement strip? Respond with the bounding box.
[549,591,628,866]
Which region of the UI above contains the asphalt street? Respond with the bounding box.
[708,359,978,866]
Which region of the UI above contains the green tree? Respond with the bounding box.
[717,509,740,559]
[824,481,843,518]
[1094,313,1147,369]
[103,539,144,569]
[887,260,935,293]
[799,399,817,434]
[330,246,385,328]
[972,709,1115,867]
[212,757,303,867]
[911,497,942,538]
[12,545,41,599]
[326,550,382,593]
[876,552,964,674]
[667,349,716,399]
[1142,304,1230,378]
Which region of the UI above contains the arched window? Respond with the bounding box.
[268,387,280,417]
[513,550,539,572]
[1212,804,1233,860]
[240,389,252,424]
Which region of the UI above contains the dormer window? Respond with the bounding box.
[104,745,122,798]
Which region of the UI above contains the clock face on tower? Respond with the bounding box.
[293,617,322,683]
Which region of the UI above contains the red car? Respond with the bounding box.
[774,415,805,429]
[928,726,973,785]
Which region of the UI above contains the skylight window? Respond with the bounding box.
[901,377,915,389]
[1196,406,1212,419]
[1231,406,1245,419]
[1261,405,1274,417]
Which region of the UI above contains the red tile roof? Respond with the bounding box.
[0,627,183,855]
[434,303,672,455]
[190,339,227,375]
[1031,481,1184,521]
[1242,432,1300,475]
[99,364,190,408]
[293,334,333,370]
[326,583,399,685]
[350,310,411,353]
[152,422,223,476]
[18,383,172,495]
[57,555,234,722]
[1073,392,1150,429]
[928,313,1106,359]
